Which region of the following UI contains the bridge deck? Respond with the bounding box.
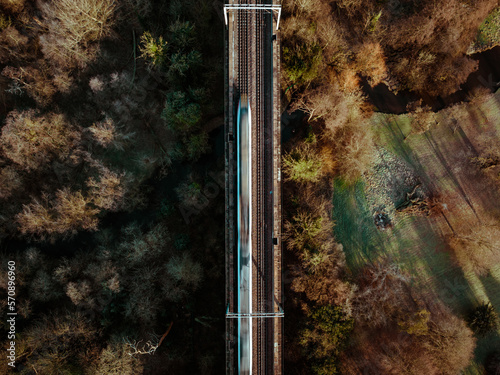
[224,1,282,374]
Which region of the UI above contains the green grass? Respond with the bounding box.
[474,7,500,52]
[333,91,500,373]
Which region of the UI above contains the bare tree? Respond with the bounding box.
[17,189,100,239]
[332,122,375,183]
[38,0,118,67]
[94,339,144,374]
[353,263,412,327]
[448,224,500,275]
[0,109,79,171]
[123,334,160,356]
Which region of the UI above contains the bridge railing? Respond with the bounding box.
[223,4,281,30]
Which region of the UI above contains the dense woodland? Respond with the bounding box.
[0,0,225,373]
[0,0,499,374]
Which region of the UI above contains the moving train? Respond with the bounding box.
[237,95,252,375]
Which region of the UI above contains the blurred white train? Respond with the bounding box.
[237,95,252,375]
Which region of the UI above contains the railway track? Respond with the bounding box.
[229,1,280,373]
[253,5,261,375]
[237,3,265,372]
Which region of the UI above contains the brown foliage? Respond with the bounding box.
[2,65,60,105]
[0,165,22,199]
[353,263,414,327]
[284,180,354,307]
[0,109,79,171]
[290,240,354,307]
[283,0,498,96]
[447,224,500,276]
[381,0,496,95]
[0,0,25,13]
[87,168,125,211]
[343,262,476,375]
[38,0,118,68]
[425,307,476,375]
[354,41,387,87]
[0,26,28,63]
[292,84,367,134]
[93,339,144,374]
[17,189,100,239]
[21,312,99,373]
[330,122,375,182]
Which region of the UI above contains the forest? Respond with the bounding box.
[0,0,226,373]
[0,0,499,374]
[281,0,500,374]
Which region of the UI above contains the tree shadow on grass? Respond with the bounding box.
[473,274,500,366]
[332,178,383,272]
[377,115,440,194]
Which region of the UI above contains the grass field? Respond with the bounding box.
[333,90,500,372]
[470,6,500,54]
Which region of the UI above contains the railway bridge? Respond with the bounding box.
[224,1,283,374]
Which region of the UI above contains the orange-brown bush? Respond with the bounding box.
[330,122,375,183]
[0,0,25,13]
[283,0,498,96]
[447,224,500,276]
[381,0,497,95]
[343,262,476,375]
[352,263,413,327]
[353,41,387,87]
[20,312,99,373]
[2,65,60,106]
[86,168,125,211]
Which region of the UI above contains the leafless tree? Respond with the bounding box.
[123,334,160,356]
[38,0,118,67]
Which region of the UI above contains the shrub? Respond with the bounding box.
[0,0,25,13]
[168,20,195,52]
[87,168,125,211]
[285,210,324,252]
[88,118,118,148]
[283,142,324,184]
[162,90,201,132]
[300,305,354,375]
[22,312,98,373]
[471,6,500,52]
[168,50,202,78]
[165,252,203,290]
[467,303,498,336]
[139,31,168,68]
[282,42,322,84]
[0,166,22,199]
[0,12,11,30]
[398,309,430,336]
[353,263,411,327]
[425,309,476,374]
[2,64,60,106]
[184,131,209,161]
[354,41,387,86]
